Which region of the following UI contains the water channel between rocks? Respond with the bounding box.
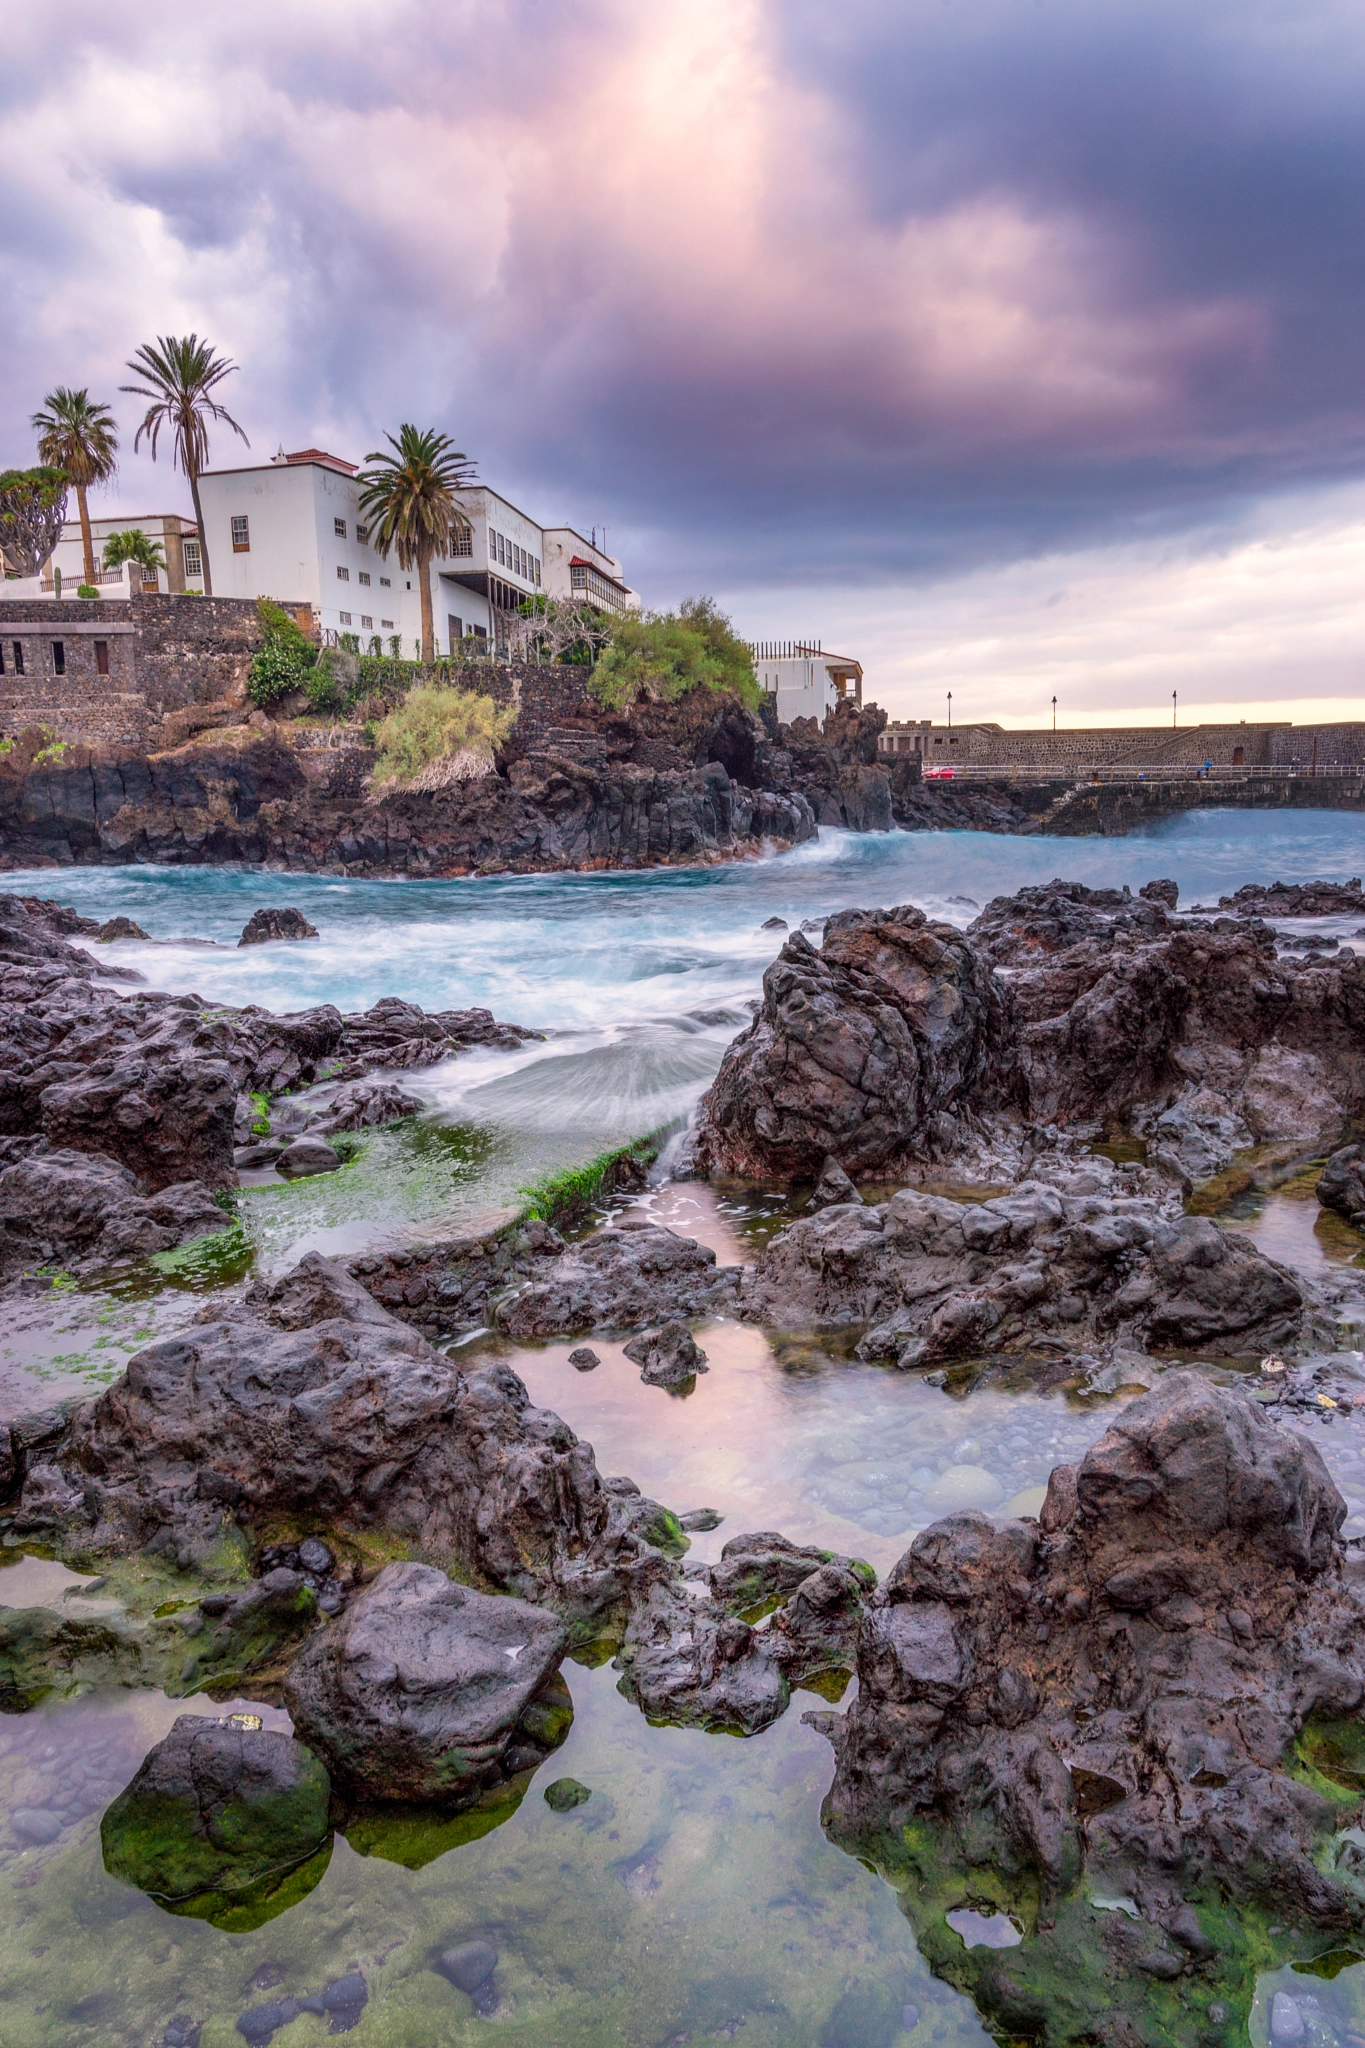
[3,810,1365,2046]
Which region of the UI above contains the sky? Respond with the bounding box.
[2,0,1363,727]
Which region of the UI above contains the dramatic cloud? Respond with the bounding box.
[1,0,1362,712]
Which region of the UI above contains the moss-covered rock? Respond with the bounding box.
[100,1713,331,1928]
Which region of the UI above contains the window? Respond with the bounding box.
[94,639,110,676]
[448,614,463,644]
[360,615,373,629]
[381,618,394,629]
[12,641,24,675]
[339,611,352,626]
[183,540,202,579]
[334,517,347,539]
[356,525,369,545]
[337,565,350,581]
[534,557,541,586]
[450,530,472,557]
[358,572,370,586]
[379,576,391,587]
[231,515,250,552]
[52,641,66,675]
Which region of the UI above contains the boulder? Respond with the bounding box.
[309,1079,424,1133]
[623,1320,709,1387]
[39,1050,238,1192]
[1318,1143,1365,1230]
[100,1714,330,1908]
[0,1145,229,1280]
[739,1179,1303,1365]
[97,916,149,941]
[818,1375,1361,2048]
[238,907,319,945]
[692,906,1017,1180]
[284,1563,569,1802]
[495,1221,733,1337]
[274,1137,341,1178]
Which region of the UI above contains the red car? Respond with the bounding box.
[923,765,956,780]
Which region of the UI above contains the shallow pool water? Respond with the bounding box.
[5,809,1365,2044]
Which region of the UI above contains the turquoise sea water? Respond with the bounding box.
[3,810,1365,2045]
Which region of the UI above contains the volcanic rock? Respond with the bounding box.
[12,1254,683,1630]
[0,1145,229,1280]
[1318,1144,1365,1231]
[495,1220,734,1337]
[816,1373,1363,2048]
[238,907,319,945]
[39,1048,238,1192]
[284,1563,569,1802]
[1201,879,1365,918]
[100,1714,330,1905]
[308,1079,424,1132]
[97,916,149,941]
[692,905,1016,1180]
[623,1320,709,1386]
[739,1180,1304,1366]
[273,1137,341,1178]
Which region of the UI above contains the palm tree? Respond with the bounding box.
[31,387,118,586]
[101,529,167,590]
[358,427,476,661]
[120,335,248,596]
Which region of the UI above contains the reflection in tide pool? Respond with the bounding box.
[0,1663,993,2048]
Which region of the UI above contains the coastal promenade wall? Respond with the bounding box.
[881,719,1365,770]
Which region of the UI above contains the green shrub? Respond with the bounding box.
[76,583,99,599]
[247,599,318,706]
[590,596,759,711]
[370,685,517,789]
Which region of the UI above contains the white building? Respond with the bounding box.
[193,450,639,653]
[6,510,200,597]
[750,642,863,725]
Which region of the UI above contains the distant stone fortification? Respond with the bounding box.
[879,715,1365,771]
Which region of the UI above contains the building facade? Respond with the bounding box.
[193,452,639,653]
[750,643,863,725]
[5,510,201,598]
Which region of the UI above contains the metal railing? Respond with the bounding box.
[892,759,1365,785]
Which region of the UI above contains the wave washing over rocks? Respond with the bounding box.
[6,873,1365,2046]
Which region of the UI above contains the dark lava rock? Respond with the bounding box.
[761,916,789,931]
[624,1319,709,1387]
[297,1536,334,1576]
[309,1079,424,1133]
[0,1146,229,1282]
[815,1373,1363,2048]
[495,1220,733,1338]
[14,1254,682,1628]
[97,916,149,941]
[239,907,320,946]
[678,1508,724,1531]
[543,1777,592,1811]
[1139,879,1178,908]
[436,1939,498,1992]
[811,1157,863,1208]
[1208,878,1365,918]
[321,1972,368,2028]
[100,1714,330,1907]
[1319,1144,1365,1229]
[284,1562,569,1802]
[236,1995,325,2042]
[739,1181,1303,1367]
[710,1531,874,1614]
[162,2017,201,2047]
[568,1346,600,1371]
[693,905,1015,1180]
[274,1137,341,1179]
[39,1049,238,1192]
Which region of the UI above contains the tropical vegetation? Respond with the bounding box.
[101,529,166,586]
[589,596,759,710]
[0,467,69,579]
[247,599,321,705]
[369,684,517,790]
[357,427,476,662]
[31,387,118,586]
[121,335,247,596]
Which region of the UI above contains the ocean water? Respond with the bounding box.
[5,809,1365,2045]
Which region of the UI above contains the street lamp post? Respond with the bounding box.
[1172,691,1178,729]
[1051,695,1057,732]
[947,692,953,731]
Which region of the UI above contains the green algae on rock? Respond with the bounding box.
[100,1713,331,1930]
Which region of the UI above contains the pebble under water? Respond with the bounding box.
[4,809,1365,2047]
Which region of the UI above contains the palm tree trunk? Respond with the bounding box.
[418,545,434,662]
[188,467,212,596]
[76,484,96,587]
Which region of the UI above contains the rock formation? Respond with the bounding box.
[1318,1145,1365,1232]
[238,906,319,944]
[693,885,1365,1185]
[0,1144,230,1280]
[813,1373,1365,2048]
[692,905,1016,1180]
[284,1564,571,1802]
